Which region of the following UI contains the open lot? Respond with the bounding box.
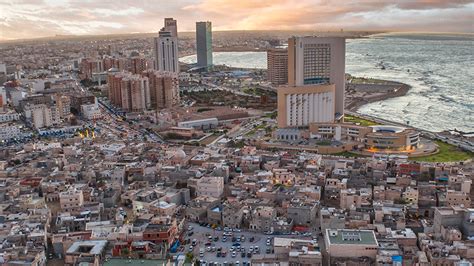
[176,222,318,265]
[180,222,272,265]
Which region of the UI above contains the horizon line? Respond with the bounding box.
[1,29,473,44]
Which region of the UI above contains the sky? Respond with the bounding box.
[1,0,473,40]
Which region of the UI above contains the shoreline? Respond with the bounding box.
[345,79,411,112]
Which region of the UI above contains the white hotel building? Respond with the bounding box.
[277,36,345,128]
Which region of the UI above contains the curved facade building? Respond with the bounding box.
[366,125,420,150]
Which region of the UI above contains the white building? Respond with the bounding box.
[154,18,179,73]
[288,36,345,116]
[81,103,102,120]
[178,118,218,129]
[23,103,60,129]
[196,176,224,198]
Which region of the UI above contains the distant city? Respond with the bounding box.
[0,14,473,266]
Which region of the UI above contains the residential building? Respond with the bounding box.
[196,176,224,198]
[108,72,150,112]
[267,48,288,85]
[59,189,84,211]
[144,70,180,109]
[23,103,60,129]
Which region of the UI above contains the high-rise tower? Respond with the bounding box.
[154,18,179,73]
[277,37,345,128]
[288,37,345,116]
[196,21,213,70]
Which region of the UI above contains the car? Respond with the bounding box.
[235,261,240,266]
[266,248,271,254]
[247,252,252,258]
[211,246,216,252]
[241,247,246,253]
[208,236,213,241]
[232,237,237,242]
[217,247,222,252]
[221,251,227,257]
[249,247,253,253]
[222,236,227,242]
[214,236,219,242]
[240,236,245,242]
[192,239,197,246]
[207,246,212,252]
[230,247,235,252]
[216,252,221,258]
[205,242,212,246]
[200,252,204,258]
[188,231,194,236]
[231,252,236,258]
[188,225,194,231]
[241,252,245,258]
[189,246,193,252]
[249,236,255,242]
[232,242,241,247]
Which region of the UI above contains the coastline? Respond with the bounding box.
[345,79,411,112]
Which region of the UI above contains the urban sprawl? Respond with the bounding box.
[0,18,473,266]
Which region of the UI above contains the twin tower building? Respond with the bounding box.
[153,18,212,73]
[269,37,346,128]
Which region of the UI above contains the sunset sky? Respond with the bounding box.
[1,0,473,40]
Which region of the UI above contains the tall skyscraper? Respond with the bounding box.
[288,37,345,116]
[154,18,179,73]
[196,21,213,69]
[277,36,345,128]
[267,48,288,85]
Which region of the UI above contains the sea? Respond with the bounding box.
[180,33,474,133]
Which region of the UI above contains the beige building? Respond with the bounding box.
[267,48,288,85]
[402,187,419,205]
[340,188,372,210]
[309,122,371,141]
[277,84,335,128]
[288,36,345,116]
[196,176,224,198]
[250,206,276,232]
[325,229,379,259]
[446,190,471,207]
[59,189,84,211]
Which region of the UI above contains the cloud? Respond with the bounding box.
[0,0,473,40]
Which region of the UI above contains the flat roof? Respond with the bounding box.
[66,240,107,255]
[104,259,168,266]
[326,229,378,246]
[274,237,313,247]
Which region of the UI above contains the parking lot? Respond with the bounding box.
[182,222,275,265]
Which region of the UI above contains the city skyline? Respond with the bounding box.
[1,0,473,41]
